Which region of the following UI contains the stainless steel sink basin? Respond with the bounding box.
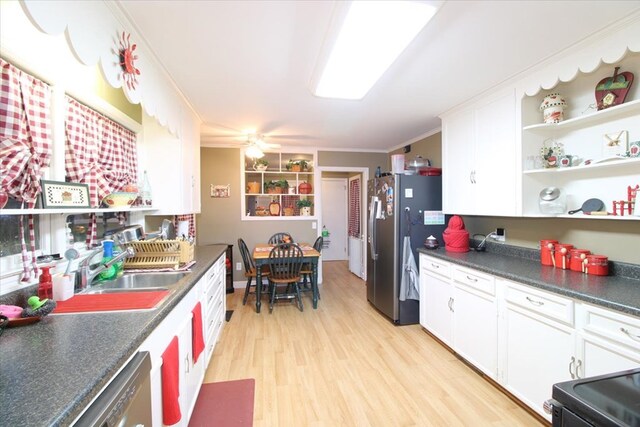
[81,272,190,294]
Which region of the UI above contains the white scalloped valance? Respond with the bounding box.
[21,0,183,136]
[521,14,640,96]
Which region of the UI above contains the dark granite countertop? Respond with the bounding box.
[0,245,227,427]
[418,245,640,317]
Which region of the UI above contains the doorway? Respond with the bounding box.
[317,166,368,281]
[321,178,347,261]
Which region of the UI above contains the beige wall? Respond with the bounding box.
[390,132,442,168]
[198,147,319,281]
[462,216,640,264]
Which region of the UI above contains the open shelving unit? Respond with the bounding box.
[241,150,317,220]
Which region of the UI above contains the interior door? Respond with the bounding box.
[321,178,348,261]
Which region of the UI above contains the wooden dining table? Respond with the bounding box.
[252,243,321,313]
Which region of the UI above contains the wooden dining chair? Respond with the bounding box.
[268,232,293,245]
[238,238,269,305]
[300,236,323,298]
[267,243,304,313]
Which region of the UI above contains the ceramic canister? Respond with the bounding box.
[540,239,558,266]
[568,249,591,272]
[584,255,609,276]
[554,243,574,270]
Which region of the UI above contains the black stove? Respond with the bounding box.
[546,368,640,426]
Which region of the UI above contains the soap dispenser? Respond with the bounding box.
[38,266,53,299]
[98,240,117,281]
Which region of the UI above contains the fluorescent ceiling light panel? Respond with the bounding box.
[314,1,438,100]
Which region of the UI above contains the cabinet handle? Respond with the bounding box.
[469,171,473,184]
[575,359,582,379]
[185,355,190,374]
[465,275,478,283]
[620,327,640,342]
[525,296,544,306]
[431,263,440,269]
[568,356,576,379]
[448,297,454,312]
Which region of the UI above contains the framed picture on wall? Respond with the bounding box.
[40,180,91,208]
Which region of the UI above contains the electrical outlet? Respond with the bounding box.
[312,222,317,229]
[236,262,242,271]
[494,227,506,242]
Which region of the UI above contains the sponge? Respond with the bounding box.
[21,296,57,318]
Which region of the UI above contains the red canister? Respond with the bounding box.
[540,239,558,266]
[568,249,591,272]
[584,255,609,276]
[554,243,574,270]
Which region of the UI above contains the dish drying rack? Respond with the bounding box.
[123,240,194,270]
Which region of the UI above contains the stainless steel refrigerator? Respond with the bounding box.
[366,174,446,325]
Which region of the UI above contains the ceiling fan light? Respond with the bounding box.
[246,144,264,159]
[312,1,439,100]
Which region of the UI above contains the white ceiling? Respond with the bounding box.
[118,0,640,152]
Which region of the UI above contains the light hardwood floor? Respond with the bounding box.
[204,261,545,427]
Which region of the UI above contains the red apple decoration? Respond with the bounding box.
[0,189,8,209]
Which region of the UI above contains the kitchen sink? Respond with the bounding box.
[80,272,190,294]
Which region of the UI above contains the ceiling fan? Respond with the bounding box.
[244,134,280,159]
[200,123,317,151]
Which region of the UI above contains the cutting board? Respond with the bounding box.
[53,291,169,314]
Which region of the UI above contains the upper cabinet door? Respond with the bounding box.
[441,88,518,216]
[442,107,476,215]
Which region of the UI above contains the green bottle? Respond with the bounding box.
[98,240,117,281]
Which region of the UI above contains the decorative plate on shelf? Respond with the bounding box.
[595,67,633,110]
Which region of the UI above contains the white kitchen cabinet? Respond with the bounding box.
[501,279,575,420]
[452,266,498,379]
[203,254,226,365]
[419,254,453,346]
[576,303,640,378]
[441,88,517,216]
[140,253,226,426]
[139,109,201,215]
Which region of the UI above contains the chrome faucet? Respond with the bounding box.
[76,246,135,291]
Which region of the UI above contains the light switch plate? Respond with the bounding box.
[405,188,413,198]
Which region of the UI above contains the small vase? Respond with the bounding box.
[301,207,311,216]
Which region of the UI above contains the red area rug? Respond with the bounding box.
[188,378,255,427]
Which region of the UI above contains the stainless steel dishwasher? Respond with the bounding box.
[74,351,152,427]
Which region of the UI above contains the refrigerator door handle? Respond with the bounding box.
[368,196,378,260]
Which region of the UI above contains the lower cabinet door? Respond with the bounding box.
[503,305,575,420]
[453,284,498,379]
[422,272,453,346]
[579,333,640,378]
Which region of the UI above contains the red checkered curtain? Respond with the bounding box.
[174,214,196,240]
[0,59,52,281]
[65,96,137,247]
[65,96,137,207]
[0,58,52,207]
[348,178,361,238]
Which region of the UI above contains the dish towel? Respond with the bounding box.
[400,236,420,301]
[162,336,182,426]
[192,302,205,364]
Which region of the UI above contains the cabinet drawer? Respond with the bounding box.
[452,266,495,296]
[420,255,450,279]
[505,282,574,326]
[581,304,640,350]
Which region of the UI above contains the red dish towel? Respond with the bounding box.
[162,336,182,426]
[192,302,205,364]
